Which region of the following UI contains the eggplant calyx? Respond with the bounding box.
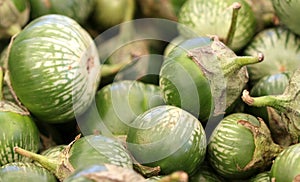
[237,118,283,171]
[14,134,81,181]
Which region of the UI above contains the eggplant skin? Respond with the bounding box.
[270,143,300,182]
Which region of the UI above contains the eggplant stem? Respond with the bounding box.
[14,146,58,172]
[224,2,241,47]
[223,53,264,76]
[241,90,289,112]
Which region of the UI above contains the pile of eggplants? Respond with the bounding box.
[0,0,300,181]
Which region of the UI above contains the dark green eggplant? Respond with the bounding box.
[270,143,300,182]
[29,0,95,24]
[0,162,57,182]
[126,105,207,175]
[178,0,257,51]
[14,134,133,181]
[207,113,282,180]
[0,0,30,38]
[244,27,300,84]
[242,68,300,145]
[77,80,164,136]
[159,36,263,122]
[271,0,300,36]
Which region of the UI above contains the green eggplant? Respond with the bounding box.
[178,0,257,51]
[14,134,133,181]
[207,113,282,180]
[0,67,40,166]
[271,0,300,36]
[270,143,300,182]
[126,105,207,175]
[78,80,164,136]
[242,68,300,145]
[0,162,57,182]
[159,36,263,122]
[6,14,101,123]
[244,27,300,84]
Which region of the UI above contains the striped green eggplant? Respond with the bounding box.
[244,27,300,84]
[7,14,101,123]
[78,80,164,136]
[0,162,57,182]
[14,134,133,181]
[270,143,300,182]
[207,113,282,180]
[178,0,256,51]
[126,105,207,175]
[271,0,300,36]
[159,36,263,122]
[29,0,95,24]
[0,100,40,166]
[242,68,300,145]
[0,0,30,38]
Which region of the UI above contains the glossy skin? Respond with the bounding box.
[126,105,207,175]
[244,27,300,84]
[8,14,101,123]
[271,0,300,36]
[68,135,133,169]
[178,0,257,51]
[0,162,57,182]
[0,101,40,166]
[271,143,300,182]
[78,80,165,136]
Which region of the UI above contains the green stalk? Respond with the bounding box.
[241,90,289,112]
[224,2,241,47]
[14,147,58,173]
[223,53,264,76]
